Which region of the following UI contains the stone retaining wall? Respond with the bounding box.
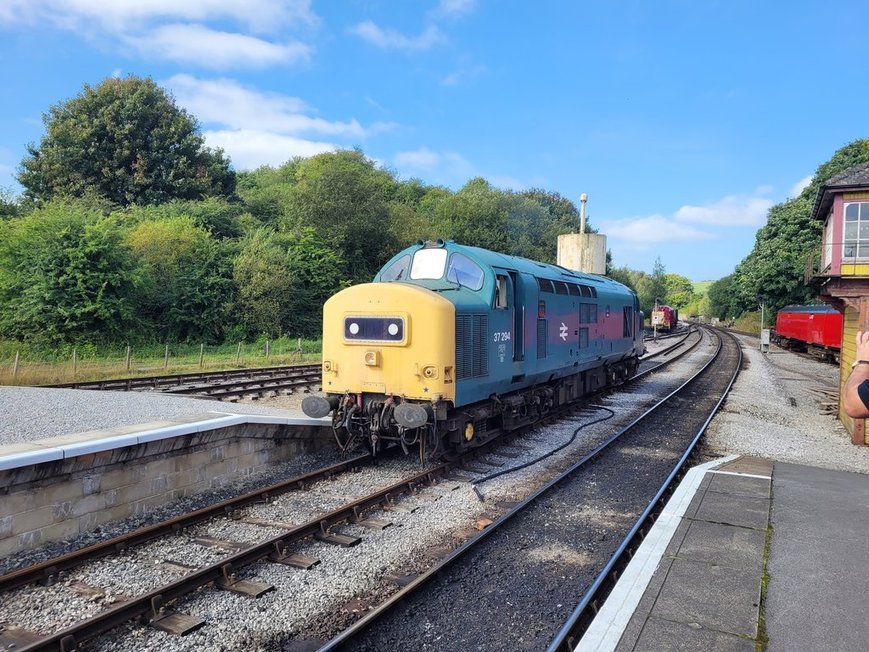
[0,421,331,558]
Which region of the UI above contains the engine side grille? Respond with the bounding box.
[456,313,489,380]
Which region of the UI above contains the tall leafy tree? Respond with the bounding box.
[282,149,398,283]
[0,201,139,343]
[126,215,234,342]
[232,227,345,338]
[19,76,235,207]
[664,273,696,307]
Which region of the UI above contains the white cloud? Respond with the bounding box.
[167,75,390,137]
[349,21,445,51]
[126,24,310,69]
[203,129,335,168]
[165,75,391,170]
[0,0,317,33]
[394,147,441,169]
[441,63,487,86]
[430,0,476,19]
[673,194,773,226]
[601,215,715,245]
[790,175,813,198]
[488,175,526,191]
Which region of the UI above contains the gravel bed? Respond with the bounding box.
[14,331,860,650]
[61,339,712,651]
[0,386,306,446]
[702,334,869,474]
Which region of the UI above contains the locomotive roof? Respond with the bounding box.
[446,242,630,291]
[778,304,838,314]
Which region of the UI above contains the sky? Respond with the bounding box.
[1,1,867,282]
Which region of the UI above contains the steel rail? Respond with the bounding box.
[16,463,455,652]
[48,363,321,391]
[317,326,734,650]
[546,327,742,651]
[0,454,370,593]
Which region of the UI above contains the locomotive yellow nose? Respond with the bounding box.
[322,282,455,401]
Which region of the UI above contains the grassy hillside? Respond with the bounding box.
[693,280,714,296]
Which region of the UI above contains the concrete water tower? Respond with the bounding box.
[557,193,607,275]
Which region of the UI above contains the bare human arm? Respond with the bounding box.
[843,330,869,418]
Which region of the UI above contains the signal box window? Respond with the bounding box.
[843,202,869,259]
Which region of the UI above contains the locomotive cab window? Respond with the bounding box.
[380,255,410,281]
[446,253,485,290]
[495,274,509,309]
[410,248,447,279]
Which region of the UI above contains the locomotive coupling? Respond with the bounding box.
[302,395,341,418]
[394,402,432,429]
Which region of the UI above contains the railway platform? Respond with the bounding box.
[578,454,869,651]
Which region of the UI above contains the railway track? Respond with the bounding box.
[319,326,740,650]
[1,331,718,651]
[47,364,322,401]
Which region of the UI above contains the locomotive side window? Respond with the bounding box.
[410,248,447,279]
[590,304,598,323]
[568,283,581,296]
[537,278,554,293]
[446,253,485,290]
[554,281,569,295]
[380,255,410,281]
[495,274,509,309]
[623,307,634,337]
[579,303,590,323]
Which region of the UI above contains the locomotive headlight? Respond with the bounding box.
[422,365,437,378]
[364,350,380,366]
[323,360,334,373]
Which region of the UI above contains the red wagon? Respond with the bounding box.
[774,305,841,362]
[651,305,678,331]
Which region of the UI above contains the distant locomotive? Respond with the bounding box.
[773,305,841,362]
[651,304,678,331]
[303,240,645,459]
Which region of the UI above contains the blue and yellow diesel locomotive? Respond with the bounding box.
[303,240,645,458]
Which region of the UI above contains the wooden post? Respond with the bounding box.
[236,342,242,364]
[265,340,270,359]
[164,344,169,369]
[72,348,77,377]
[199,343,205,368]
[12,350,19,382]
[125,345,132,371]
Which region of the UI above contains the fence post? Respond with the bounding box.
[199,343,204,368]
[265,340,270,359]
[72,348,77,378]
[164,344,169,369]
[125,345,132,372]
[236,342,242,364]
[12,351,19,382]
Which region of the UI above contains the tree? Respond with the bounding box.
[19,76,235,207]
[126,215,234,342]
[664,273,695,308]
[282,149,398,283]
[0,187,21,219]
[0,201,139,343]
[232,227,345,338]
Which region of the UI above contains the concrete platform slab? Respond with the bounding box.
[631,616,755,652]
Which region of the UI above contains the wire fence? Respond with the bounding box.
[0,338,323,386]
